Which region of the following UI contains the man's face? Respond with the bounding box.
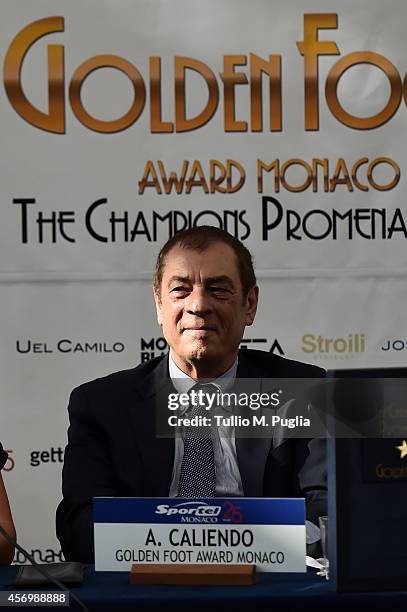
[154,242,258,377]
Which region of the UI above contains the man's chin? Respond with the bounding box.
[187,347,213,362]
[184,340,217,362]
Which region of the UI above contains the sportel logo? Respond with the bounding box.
[154,500,244,524]
[301,332,366,360]
[155,502,222,518]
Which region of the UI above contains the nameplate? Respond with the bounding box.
[93,497,306,572]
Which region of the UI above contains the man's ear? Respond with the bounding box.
[245,285,259,326]
[153,288,163,326]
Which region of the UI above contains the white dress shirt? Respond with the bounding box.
[168,351,244,497]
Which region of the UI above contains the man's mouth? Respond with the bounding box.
[183,327,216,333]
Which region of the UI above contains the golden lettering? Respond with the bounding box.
[209,160,227,193]
[138,161,162,194]
[157,160,189,194]
[280,159,313,192]
[351,158,369,191]
[257,157,400,193]
[367,157,400,190]
[226,160,246,193]
[4,16,65,133]
[175,57,218,132]
[326,52,402,129]
[249,53,282,131]
[312,159,329,192]
[297,14,340,130]
[5,15,407,135]
[185,160,209,193]
[150,57,174,133]
[330,158,353,192]
[221,56,248,132]
[69,55,146,133]
[257,159,279,193]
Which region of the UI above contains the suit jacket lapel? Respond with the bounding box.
[128,355,175,496]
[235,351,272,496]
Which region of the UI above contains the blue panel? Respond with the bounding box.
[93,497,305,525]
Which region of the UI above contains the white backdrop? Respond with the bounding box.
[1,0,406,562]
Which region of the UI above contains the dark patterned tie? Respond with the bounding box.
[176,383,217,497]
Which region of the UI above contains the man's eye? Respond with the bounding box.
[210,287,229,294]
[171,286,189,293]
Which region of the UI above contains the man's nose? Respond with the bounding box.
[185,287,212,315]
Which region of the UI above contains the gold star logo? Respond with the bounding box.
[396,440,407,459]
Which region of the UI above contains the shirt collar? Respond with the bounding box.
[168,350,237,400]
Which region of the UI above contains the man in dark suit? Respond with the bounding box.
[56,226,326,562]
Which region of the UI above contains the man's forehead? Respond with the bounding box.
[162,243,240,277]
